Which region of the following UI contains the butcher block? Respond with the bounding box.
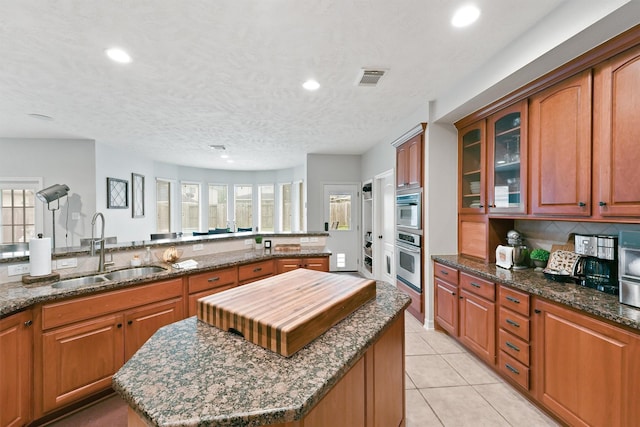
[197,269,376,356]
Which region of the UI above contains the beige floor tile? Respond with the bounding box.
[405,354,467,388]
[406,372,417,390]
[420,386,510,426]
[405,312,425,333]
[406,389,443,427]
[406,332,437,355]
[441,352,501,385]
[473,383,560,426]
[418,329,466,354]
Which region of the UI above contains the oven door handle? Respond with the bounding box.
[396,242,421,253]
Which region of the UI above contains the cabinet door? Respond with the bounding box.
[275,258,303,274]
[529,70,592,216]
[238,260,275,285]
[534,298,640,427]
[41,314,124,413]
[458,120,486,213]
[487,100,528,215]
[124,298,184,361]
[434,278,458,336]
[1,311,32,427]
[302,257,329,272]
[396,143,409,189]
[396,135,423,189]
[593,44,640,218]
[459,289,496,365]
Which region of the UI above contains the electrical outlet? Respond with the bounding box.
[245,239,253,245]
[309,237,319,243]
[56,258,78,269]
[300,237,310,243]
[8,263,30,276]
[193,243,204,251]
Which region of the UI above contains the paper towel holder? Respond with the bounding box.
[36,184,69,249]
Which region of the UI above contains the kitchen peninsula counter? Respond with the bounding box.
[432,254,640,331]
[113,280,410,427]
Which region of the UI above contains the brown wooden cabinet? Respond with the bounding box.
[487,100,528,215]
[497,285,531,392]
[593,44,640,219]
[458,120,486,213]
[275,257,329,274]
[187,266,238,316]
[533,297,640,427]
[434,262,459,336]
[238,259,275,285]
[35,278,184,416]
[1,310,33,427]
[396,134,423,190]
[529,70,593,217]
[458,272,496,365]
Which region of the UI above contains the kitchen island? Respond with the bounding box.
[113,279,410,427]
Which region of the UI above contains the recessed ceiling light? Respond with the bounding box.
[451,5,480,28]
[28,113,54,121]
[302,79,320,91]
[220,154,229,159]
[105,47,132,64]
[226,159,234,164]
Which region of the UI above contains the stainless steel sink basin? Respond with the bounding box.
[103,266,166,281]
[52,275,110,289]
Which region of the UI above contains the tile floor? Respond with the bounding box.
[48,311,560,427]
[404,312,559,426]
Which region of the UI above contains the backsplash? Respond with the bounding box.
[514,220,640,251]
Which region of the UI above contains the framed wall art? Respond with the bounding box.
[131,173,145,218]
[107,177,128,209]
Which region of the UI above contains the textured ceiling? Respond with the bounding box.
[0,0,628,170]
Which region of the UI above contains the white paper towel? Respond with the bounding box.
[29,237,52,276]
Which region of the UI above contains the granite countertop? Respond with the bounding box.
[113,280,410,427]
[0,247,330,318]
[432,254,640,332]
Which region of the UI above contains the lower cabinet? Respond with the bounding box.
[275,257,329,274]
[187,266,238,316]
[35,278,184,416]
[1,310,33,427]
[238,259,275,285]
[533,298,640,427]
[458,272,496,365]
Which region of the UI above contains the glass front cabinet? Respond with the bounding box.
[487,100,528,215]
[459,120,486,214]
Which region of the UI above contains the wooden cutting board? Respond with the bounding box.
[197,269,376,357]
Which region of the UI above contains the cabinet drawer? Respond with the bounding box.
[498,307,530,341]
[498,329,530,366]
[498,351,529,391]
[499,285,530,316]
[188,267,238,293]
[238,260,275,284]
[434,263,458,285]
[460,272,495,301]
[42,278,183,330]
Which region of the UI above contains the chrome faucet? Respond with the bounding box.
[91,212,108,272]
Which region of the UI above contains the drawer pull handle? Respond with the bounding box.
[505,296,520,304]
[505,363,520,375]
[253,267,263,272]
[24,320,33,327]
[470,282,481,288]
[440,270,449,275]
[506,319,520,328]
[208,277,220,282]
[505,341,520,352]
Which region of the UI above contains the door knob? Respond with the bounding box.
[378,235,383,239]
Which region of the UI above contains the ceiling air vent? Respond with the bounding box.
[357,69,387,87]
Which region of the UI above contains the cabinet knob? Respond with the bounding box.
[578,202,586,207]
[599,201,607,207]
[127,320,133,325]
[478,204,484,208]
[117,323,123,328]
[24,319,33,327]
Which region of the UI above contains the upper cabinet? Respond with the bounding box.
[458,120,486,213]
[529,70,593,217]
[396,133,423,190]
[593,44,640,219]
[487,100,528,215]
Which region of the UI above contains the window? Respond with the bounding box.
[280,183,292,232]
[181,182,200,233]
[259,184,274,232]
[208,184,228,230]
[1,189,36,243]
[234,185,253,229]
[298,181,305,231]
[329,193,351,230]
[156,180,171,233]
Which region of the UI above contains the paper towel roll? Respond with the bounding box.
[29,237,52,276]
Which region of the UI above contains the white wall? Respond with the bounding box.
[1,138,96,247]
[361,140,395,182]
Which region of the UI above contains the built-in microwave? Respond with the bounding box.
[396,191,421,230]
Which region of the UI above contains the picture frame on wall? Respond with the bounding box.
[132,173,145,218]
[107,177,128,209]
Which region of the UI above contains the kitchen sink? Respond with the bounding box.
[103,266,166,281]
[52,275,110,289]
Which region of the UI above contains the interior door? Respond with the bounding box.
[323,184,359,271]
[375,170,395,283]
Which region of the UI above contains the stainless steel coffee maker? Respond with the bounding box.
[574,234,618,295]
